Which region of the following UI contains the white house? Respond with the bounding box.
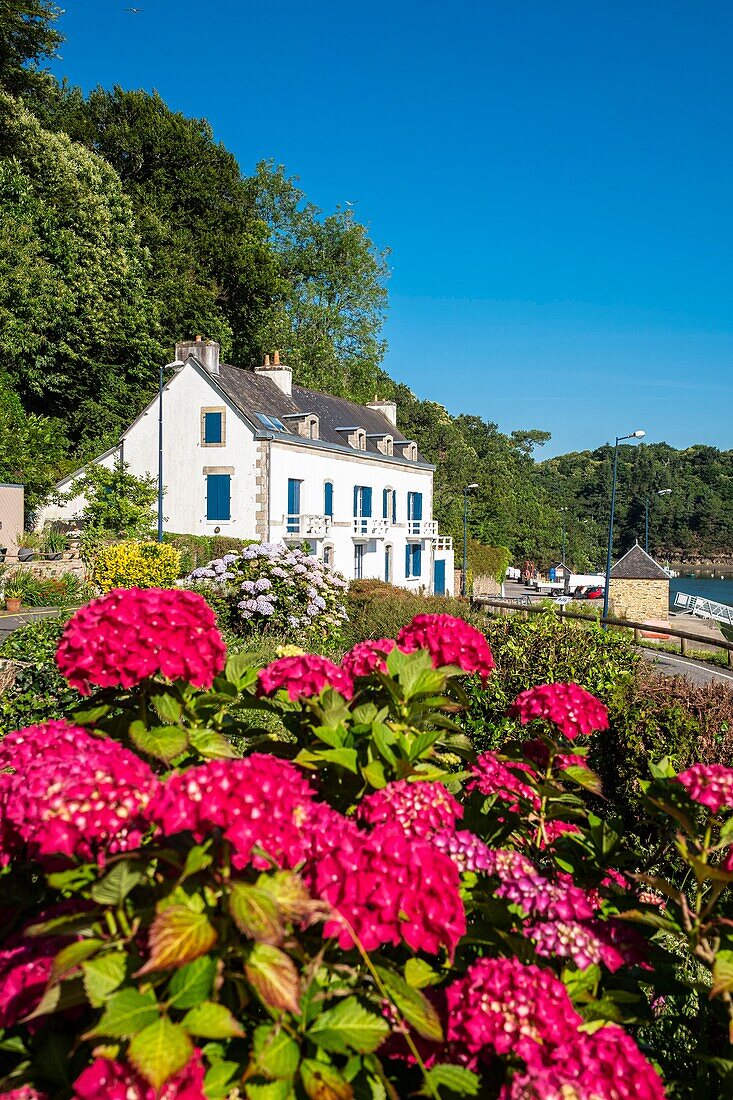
[43,339,454,594]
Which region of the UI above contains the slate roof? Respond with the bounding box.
[610,542,669,580]
[215,363,429,464]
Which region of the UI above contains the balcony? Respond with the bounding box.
[407,519,438,538]
[434,535,453,551]
[352,517,390,538]
[282,514,332,538]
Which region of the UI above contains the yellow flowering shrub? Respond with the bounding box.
[92,540,181,592]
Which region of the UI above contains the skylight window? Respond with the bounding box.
[257,413,288,432]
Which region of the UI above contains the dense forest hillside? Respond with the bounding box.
[1,3,731,567]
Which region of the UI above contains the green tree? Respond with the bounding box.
[0,93,164,451]
[253,161,393,400]
[35,85,284,369]
[0,366,67,511]
[69,460,157,536]
[0,0,62,96]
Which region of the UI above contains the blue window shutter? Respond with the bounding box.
[207,474,230,521]
[414,544,422,576]
[413,492,423,521]
[382,488,389,519]
[287,479,301,532]
[392,492,397,524]
[363,486,372,517]
[204,412,222,443]
[324,482,333,517]
[353,485,360,516]
[405,544,411,577]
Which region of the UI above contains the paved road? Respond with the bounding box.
[0,607,64,645]
[640,647,733,687]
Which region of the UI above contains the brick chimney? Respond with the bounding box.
[175,335,220,376]
[255,349,292,396]
[366,396,397,427]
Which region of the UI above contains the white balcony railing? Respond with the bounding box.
[352,517,390,538]
[434,536,453,551]
[407,519,438,537]
[282,514,332,538]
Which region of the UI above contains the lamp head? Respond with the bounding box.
[631,430,645,439]
[657,489,672,496]
[466,483,479,491]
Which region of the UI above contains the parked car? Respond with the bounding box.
[584,585,605,600]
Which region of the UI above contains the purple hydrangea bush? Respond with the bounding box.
[187,542,348,642]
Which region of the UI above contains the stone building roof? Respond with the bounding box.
[609,542,669,581]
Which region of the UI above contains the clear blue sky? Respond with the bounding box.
[51,1,733,457]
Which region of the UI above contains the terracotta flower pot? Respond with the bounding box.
[5,597,21,613]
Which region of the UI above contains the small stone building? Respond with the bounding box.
[0,483,23,557]
[609,542,670,621]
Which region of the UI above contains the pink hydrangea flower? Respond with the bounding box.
[445,956,582,1065]
[432,829,498,874]
[0,722,159,867]
[396,614,495,683]
[357,780,463,838]
[341,638,396,677]
[676,763,733,814]
[258,654,354,701]
[56,588,226,695]
[310,821,465,957]
[537,820,581,847]
[0,1089,48,1099]
[502,1024,666,1099]
[73,1051,205,1100]
[508,683,609,740]
[148,755,315,870]
[468,751,540,811]
[0,933,57,1029]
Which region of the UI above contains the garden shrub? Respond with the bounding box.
[163,533,254,576]
[187,542,348,645]
[3,595,733,1097]
[92,539,181,591]
[461,610,639,752]
[0,615,77,733]
[341,578,485,649]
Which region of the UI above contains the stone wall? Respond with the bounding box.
[609,578,669,621]
[5,557,87,580]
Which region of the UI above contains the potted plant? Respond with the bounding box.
[41,529,68,561]
[3,579,23,613]
[16,532,40,562]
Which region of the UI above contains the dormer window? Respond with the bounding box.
[336,426,367,450]
[282,412,320,440]
[396,440,418,461]
[367,433,393,456]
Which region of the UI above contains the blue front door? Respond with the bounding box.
[434,558,446,596]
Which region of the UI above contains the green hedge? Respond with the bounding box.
[162,533,255,576]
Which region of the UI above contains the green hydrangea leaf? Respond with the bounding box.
[374,966,443,1042]
[166,955,216,1008]
[229,882,285,945]
[252,1023,300,1079]
[128,1017,193,1091]
[87,987,159,1038]
[300,1059,354,1099]
[423,1064,480,1095]
[130,721,189,763]
[81,952,128,1007]
[181,1001,245,1039]
[91,859,145,905]
[307,997,389,1054]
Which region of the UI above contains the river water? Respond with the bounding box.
[669,575,733,611]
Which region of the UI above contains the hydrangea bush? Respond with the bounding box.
[186,543,347,643]
[2,593,733,1097]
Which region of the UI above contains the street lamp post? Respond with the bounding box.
[602,430,645,623]
[461,483,479,598]
[157,358,185,542]
[645,489,672,554]
[560,507,568,568]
